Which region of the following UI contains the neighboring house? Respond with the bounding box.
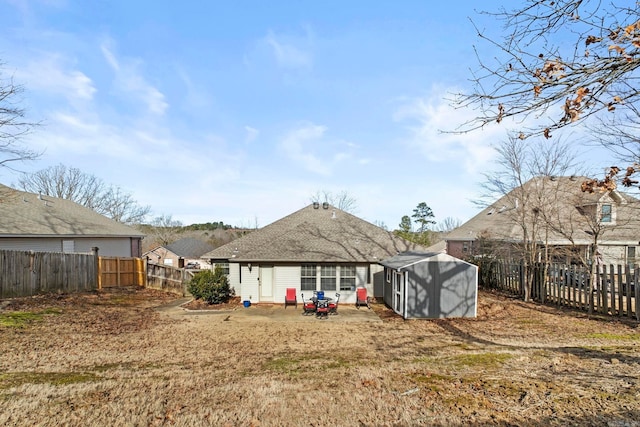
[424,239,447,254]
[379,251,478,319]
[201,202,426,304]
[143,237,214,269]
[0,184,144,256]
[446,176,640,266]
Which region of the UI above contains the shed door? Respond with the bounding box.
[393,271,404,315]
[259,266,274,301]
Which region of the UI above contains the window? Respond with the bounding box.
[340,265,356,291]
[386,268,391,283]
[215,262,230,275]
[301,264,317,291]
[320,265,337,291]
[628,247,636,266]
[463,242,469,253]
[601,204,612,223]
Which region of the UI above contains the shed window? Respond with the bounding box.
[601,204,612,223]
[628,247,636,267]
[321,265,337,291]
[301,264,317,291]
[340,265,356,291]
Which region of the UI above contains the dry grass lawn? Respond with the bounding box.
[0,287,639,426]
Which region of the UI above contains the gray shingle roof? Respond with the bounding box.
[379,251,474,270]
[446,176,640,245]
[165,238,215,258]
[0,184,144,237]
[202,204,426,263]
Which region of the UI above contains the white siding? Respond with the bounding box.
[228,263,241,295]
[274,266,300,302]
[0,237,132,256]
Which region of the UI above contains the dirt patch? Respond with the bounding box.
[1,287,639,426]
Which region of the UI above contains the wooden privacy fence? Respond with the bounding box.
[1,249,195,298]
[479,259,639,320]
[145,262,193,296]
[0,249,98,298]
[98,256,145,288]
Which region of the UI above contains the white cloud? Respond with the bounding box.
[245,126,259,143]
[393,88,500,174]
[263,30,313,69]
[280,123,331,175]
[100,40,169,115]
[17,54,96,102]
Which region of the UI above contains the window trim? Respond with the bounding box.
[300,264,317,291]
[320,264,337,291]
[601,204,612,223]
[340,265,356,292]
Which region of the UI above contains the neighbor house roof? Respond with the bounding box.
[0,184,144,238]
[164,238,214,258]
[446,176,640,245]
[202,204,426,263]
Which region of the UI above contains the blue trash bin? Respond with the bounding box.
[316,291,325,301]
[243,300,251,308]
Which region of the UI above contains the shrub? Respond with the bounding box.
[187,266,233,304]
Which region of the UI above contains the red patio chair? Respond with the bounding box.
[284,288,297,309]
[301,293,316,315]
[355,287,370,309]
[328,293,340,315]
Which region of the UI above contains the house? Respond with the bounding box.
[379,251,478,319]
[0,184,144,257]
[201,202,426,304]
[143,237,214,269]
[446,176,640,266]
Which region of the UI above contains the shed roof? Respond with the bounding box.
[0,184,144,238]
[380,251,475,270]
[202,204,426,262]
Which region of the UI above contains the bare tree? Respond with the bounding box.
[455,1,640,188]
[17,164,150,224]
[310,190,358,213]
[478,136,580,301]
[144,214,184,246]
[0,62,39,168]
[436,217,462,233]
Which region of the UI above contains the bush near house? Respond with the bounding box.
[187,266,233,304]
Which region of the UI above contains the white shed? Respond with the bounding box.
[380,251,478,319]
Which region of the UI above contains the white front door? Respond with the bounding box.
[259,266,274,301]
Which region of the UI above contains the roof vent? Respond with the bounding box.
[313,202,320,209]
[322,202,329,209]
[550,175,557,181]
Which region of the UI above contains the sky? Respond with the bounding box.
[0,0,611,229]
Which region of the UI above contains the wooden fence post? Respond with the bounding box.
[92,247,100,290]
